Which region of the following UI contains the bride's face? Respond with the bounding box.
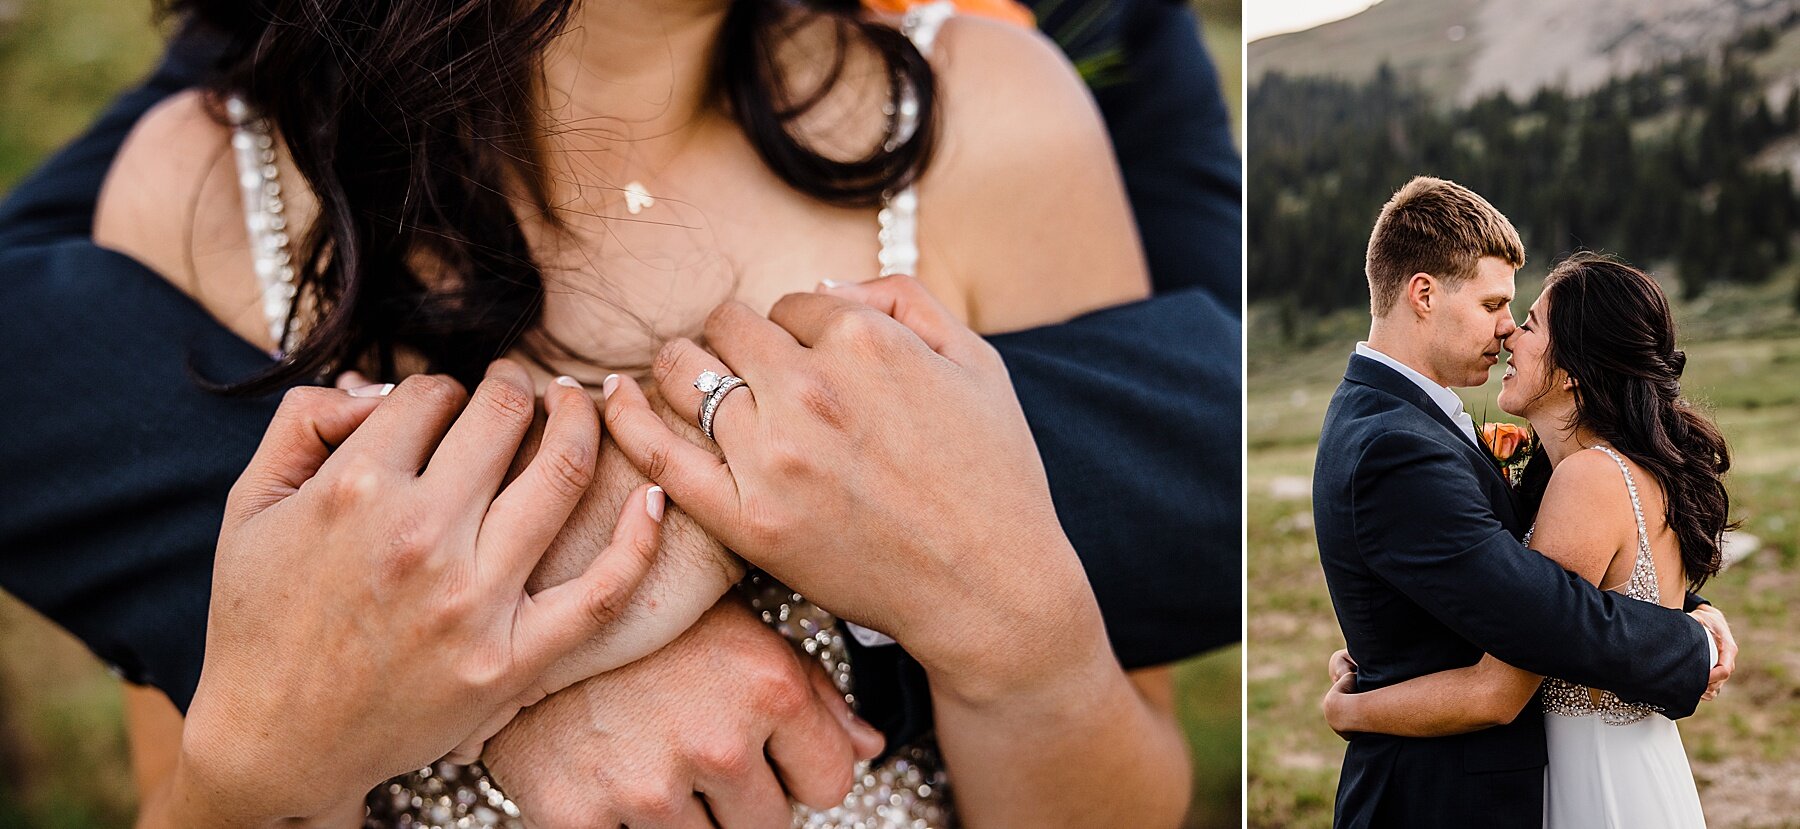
[1497,291,1571,418]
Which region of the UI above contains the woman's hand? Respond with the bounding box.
[600,275,1103,702]
[1322,669,1361,741]
[1322,648,1360,740]
[168,361,663,827]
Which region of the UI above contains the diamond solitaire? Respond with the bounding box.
[694,370,722,394]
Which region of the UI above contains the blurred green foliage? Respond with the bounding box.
[0,0,164,191]
[1252,43,1800,323]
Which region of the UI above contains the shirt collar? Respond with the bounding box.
[1355,342,1469,425]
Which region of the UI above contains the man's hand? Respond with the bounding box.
[600,275,1107,702]
[1327,648,1357,684]
[1690,603,1736,700]
[483,597,884,829]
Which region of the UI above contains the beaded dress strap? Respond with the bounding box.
[224,95,301,358]
[1588,444,1662,605]
[1538,444,1666,724]
[877,0,954,277]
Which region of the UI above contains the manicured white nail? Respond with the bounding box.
[554,375,581,389]
[602,374,620,400]
[645,486,665,522]
[820,278,845,289]
[347,382,395,398]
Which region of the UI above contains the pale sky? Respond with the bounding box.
[1245,0,1385,42]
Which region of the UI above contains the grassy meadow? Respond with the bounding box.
[1247,272,1800,828]
[0,1,1242,826]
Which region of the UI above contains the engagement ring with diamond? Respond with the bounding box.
[694,371,747,442]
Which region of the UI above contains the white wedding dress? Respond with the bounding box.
[223,4,960,827]
[1534,446,1707,829]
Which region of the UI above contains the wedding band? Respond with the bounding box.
[694,370,747,442]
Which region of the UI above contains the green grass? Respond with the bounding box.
[0,2,1245,826]
[1247,278,1800,828]
[1179,645,1243,828]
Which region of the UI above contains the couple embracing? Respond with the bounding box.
[1314,177,1738,828]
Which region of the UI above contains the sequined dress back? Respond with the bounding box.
[226,5,959,827]
[1531,445,1706,828]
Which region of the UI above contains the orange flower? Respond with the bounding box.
[863,0,1035,28]
[1481,422,1532,462]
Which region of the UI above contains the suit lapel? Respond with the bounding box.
[1343,355,1513,492]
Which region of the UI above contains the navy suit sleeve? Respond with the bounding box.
[990,289,1241,666]
[0,30,270,711]
[0,244,278,711]
[1098,0,1240,306]
[1352,431,1711,718]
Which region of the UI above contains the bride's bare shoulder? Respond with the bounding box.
[1533,447,1642,579]
[918,15,1151,332]
[780,13,1146,333]
[94,89,283,348]
[95,89,236,289]
[1545,448,1641,503]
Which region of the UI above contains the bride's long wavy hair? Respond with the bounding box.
[160,0,938,393]
[1518,253,1735,590]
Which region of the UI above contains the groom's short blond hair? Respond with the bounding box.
[1366,176,1525,315]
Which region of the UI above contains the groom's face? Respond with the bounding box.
[1428,256,1517,388]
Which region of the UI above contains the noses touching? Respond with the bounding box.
[1497,320,1518,353]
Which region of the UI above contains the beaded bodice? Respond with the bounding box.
[1526,445,1666,726]
[742,574,953,829]
[226,4,958,827]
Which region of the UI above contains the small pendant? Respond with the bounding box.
[624,180,654,215]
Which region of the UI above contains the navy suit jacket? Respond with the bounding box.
[0,4,1240,737]
[1313,354,1711,828]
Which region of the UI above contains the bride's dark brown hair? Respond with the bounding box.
[1518,252,1735,590]
[160,0,938,392]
